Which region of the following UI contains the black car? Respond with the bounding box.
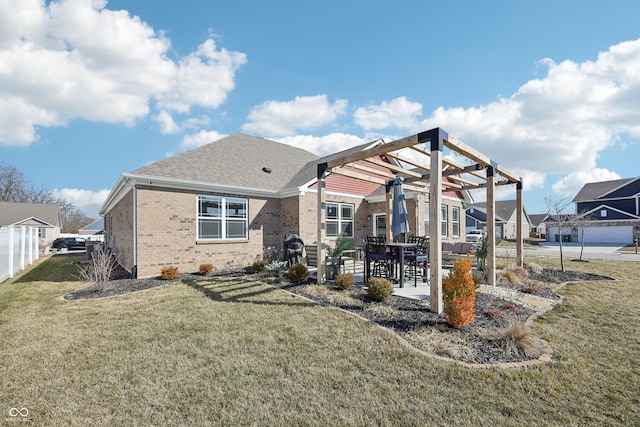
[52,237,87,250]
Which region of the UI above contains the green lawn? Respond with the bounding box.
[0,254,638,426]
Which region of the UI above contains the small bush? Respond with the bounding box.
[494,323,547,358]
[524,262,543,274]
[443,258,476,328]
[265,260,289,275]
[335,273,355,290]
[367,277,394,302]
[252,259,267,273]
[161,266,179,280]
[199,263,213,275]
[505,270,521,285]
[288,263,309,283]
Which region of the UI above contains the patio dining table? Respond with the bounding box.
[385,242,417,288]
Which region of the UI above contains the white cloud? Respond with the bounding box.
[552,168,621,196]
[416,38,640,182]
[0,0,246,146]
[52,188,111,219]
[153,110,179,134]
[179,130,228,150]
[242,95,348,137]
[354,97,422,131]
[154,111,211,135]
[277,133,365,157]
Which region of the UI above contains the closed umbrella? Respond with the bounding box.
[391,176,410,241]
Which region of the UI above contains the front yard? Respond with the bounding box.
[0,254,638,425]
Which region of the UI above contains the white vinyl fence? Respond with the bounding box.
[0,226,39,283]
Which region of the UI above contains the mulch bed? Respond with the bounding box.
[64,264,612,366]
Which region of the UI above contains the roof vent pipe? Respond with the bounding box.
[262,167,272,173]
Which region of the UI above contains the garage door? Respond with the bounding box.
[580,226,633,244]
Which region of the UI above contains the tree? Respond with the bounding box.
[0,164,95,232]
[544,196,574,272]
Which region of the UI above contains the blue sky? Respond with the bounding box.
[2,0,640,219]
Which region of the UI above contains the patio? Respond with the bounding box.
[313,127,525,314]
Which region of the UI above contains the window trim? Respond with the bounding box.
[441,204,448,236]
[452,206,460,236]
[326,202,355,238]
[197,195,248,241]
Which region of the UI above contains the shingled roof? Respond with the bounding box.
[467,200,526,222]
[0,202,61,227]
[572,177,636,202]
[132,133,319,192]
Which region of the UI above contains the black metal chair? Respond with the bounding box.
[403,236,429,287]
[364,235,396,281]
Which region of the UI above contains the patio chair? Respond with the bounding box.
[306,243,356,275]
[403,236,429,287]
[364,235,396,281]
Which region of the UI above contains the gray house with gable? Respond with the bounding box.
[572,177,640,244]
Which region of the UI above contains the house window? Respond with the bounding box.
[452,206,460,236]
[197,195,248,240]
[38,228,45,239]
[601,209,607,218]
[441,205,448,236]
[326,202,354,237]
[424,202,430,236]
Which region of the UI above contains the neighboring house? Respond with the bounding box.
[78,218,105,241]
[571,177,640,244]
[100,133,469,278]
[528,214,548,239]
[0,202,62,247]
[465,200,531,240]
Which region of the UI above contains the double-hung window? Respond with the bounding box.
[326,202,354,237]
[197,195,248,240]
[441,204,448,236]
[452,206,460,236]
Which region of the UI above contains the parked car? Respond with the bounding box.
[466,229,484,242]
[52,237,87,250]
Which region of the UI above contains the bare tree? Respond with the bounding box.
[544,196,574,272]
[1,164,96,231]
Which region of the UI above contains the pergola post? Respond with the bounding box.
[316,163,327,283]
[486,166,496,286]
[516,181,524,267]
[424,129,446,314]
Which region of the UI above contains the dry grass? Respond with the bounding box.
[0,254,638,425]
[487,323,547,358]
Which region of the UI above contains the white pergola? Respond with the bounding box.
[315,127,524,314]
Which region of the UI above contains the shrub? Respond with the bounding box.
[335,273,355,290]
[199,263,213,275]
[288,263,309,283]
[252,259,267,273]
[161,266,179,280]
[367,277,394,302]
[78,245,118,292]
[505,270,521,285]
[443,258,476,328]
[265,260,289,275]
[494,323,547,358]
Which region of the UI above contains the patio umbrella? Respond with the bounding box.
[391,176,410,241]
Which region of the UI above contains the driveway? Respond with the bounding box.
[506,242,640,262]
